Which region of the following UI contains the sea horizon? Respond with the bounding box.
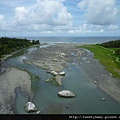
[17,35,120,44]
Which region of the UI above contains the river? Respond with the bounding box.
[6,44,120,114]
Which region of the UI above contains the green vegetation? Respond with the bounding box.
[116,49,120,56]
[0,37,40,58]
[46,77,60,86]
[80,44,120,79]
[31,74,40,93]
[100,39,120,56]
[100,40,120,48]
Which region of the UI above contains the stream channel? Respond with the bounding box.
[6,44,120,114]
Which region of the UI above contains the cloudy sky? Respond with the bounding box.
[0,0,120,37]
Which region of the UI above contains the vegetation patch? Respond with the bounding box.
[46,77,60,86]
[80,44,120,79]
[0,37,40,59]
[31,74,41,93]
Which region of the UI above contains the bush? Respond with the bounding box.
[115,49,120,56]
[101,40,120,48]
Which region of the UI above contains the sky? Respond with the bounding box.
[0,0,120,37]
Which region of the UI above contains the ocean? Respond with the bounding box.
[22,36,120,44]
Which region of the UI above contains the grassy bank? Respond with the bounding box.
[80,44,120,79]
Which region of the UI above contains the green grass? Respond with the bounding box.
[79,44,120,79]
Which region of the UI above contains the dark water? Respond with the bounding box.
[22,36,120,44]
[6,44,120,114]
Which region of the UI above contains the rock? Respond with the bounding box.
[24,102,37,113]
[71,53,76,56]
[50,71,58,76]
[61,53,66,56]
[110,73,112,76]
[71,63,75,66]
[58,90,75,98]
[58,71,66,76]
[46,79,50,82]
[37,111,41,114]
[93,81,97,84]
[101,98,106,101]
[0,68,5,73]
[52,59,58,62]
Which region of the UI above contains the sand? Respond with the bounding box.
[0,67,33,114]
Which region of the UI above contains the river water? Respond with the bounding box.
[6,45,120,114]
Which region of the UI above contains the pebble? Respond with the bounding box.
[93,81,97,84]
[37,111,41,114]
[101,98,106,101]
[71,63,75,66]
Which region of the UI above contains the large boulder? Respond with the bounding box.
[24,102,37,113]
[58,90,75,98]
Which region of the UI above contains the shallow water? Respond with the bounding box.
[6,45,120,114]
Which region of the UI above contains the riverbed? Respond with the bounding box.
[2,43,120,114]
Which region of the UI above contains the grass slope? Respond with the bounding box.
[80,44,120,79]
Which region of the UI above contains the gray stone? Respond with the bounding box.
[101,98,106,101]
[71,63,75,66]
[58,90,75,98]
[50,71,58,76]
[24,102,37,113]
[36,111,41,114]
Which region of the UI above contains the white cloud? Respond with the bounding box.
[0,15,4,21]
[107,24,119,30]
[13,0,72,31]
[14,7,36,25]
[68,23,118,35]
[0,15,7,30]
[77,0,120,25]
[0,0,119,36]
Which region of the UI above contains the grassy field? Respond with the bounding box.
[79,44,120,79]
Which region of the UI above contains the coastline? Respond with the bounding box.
[0,42,120,114]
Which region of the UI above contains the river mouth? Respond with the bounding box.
[6,44,120,114]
